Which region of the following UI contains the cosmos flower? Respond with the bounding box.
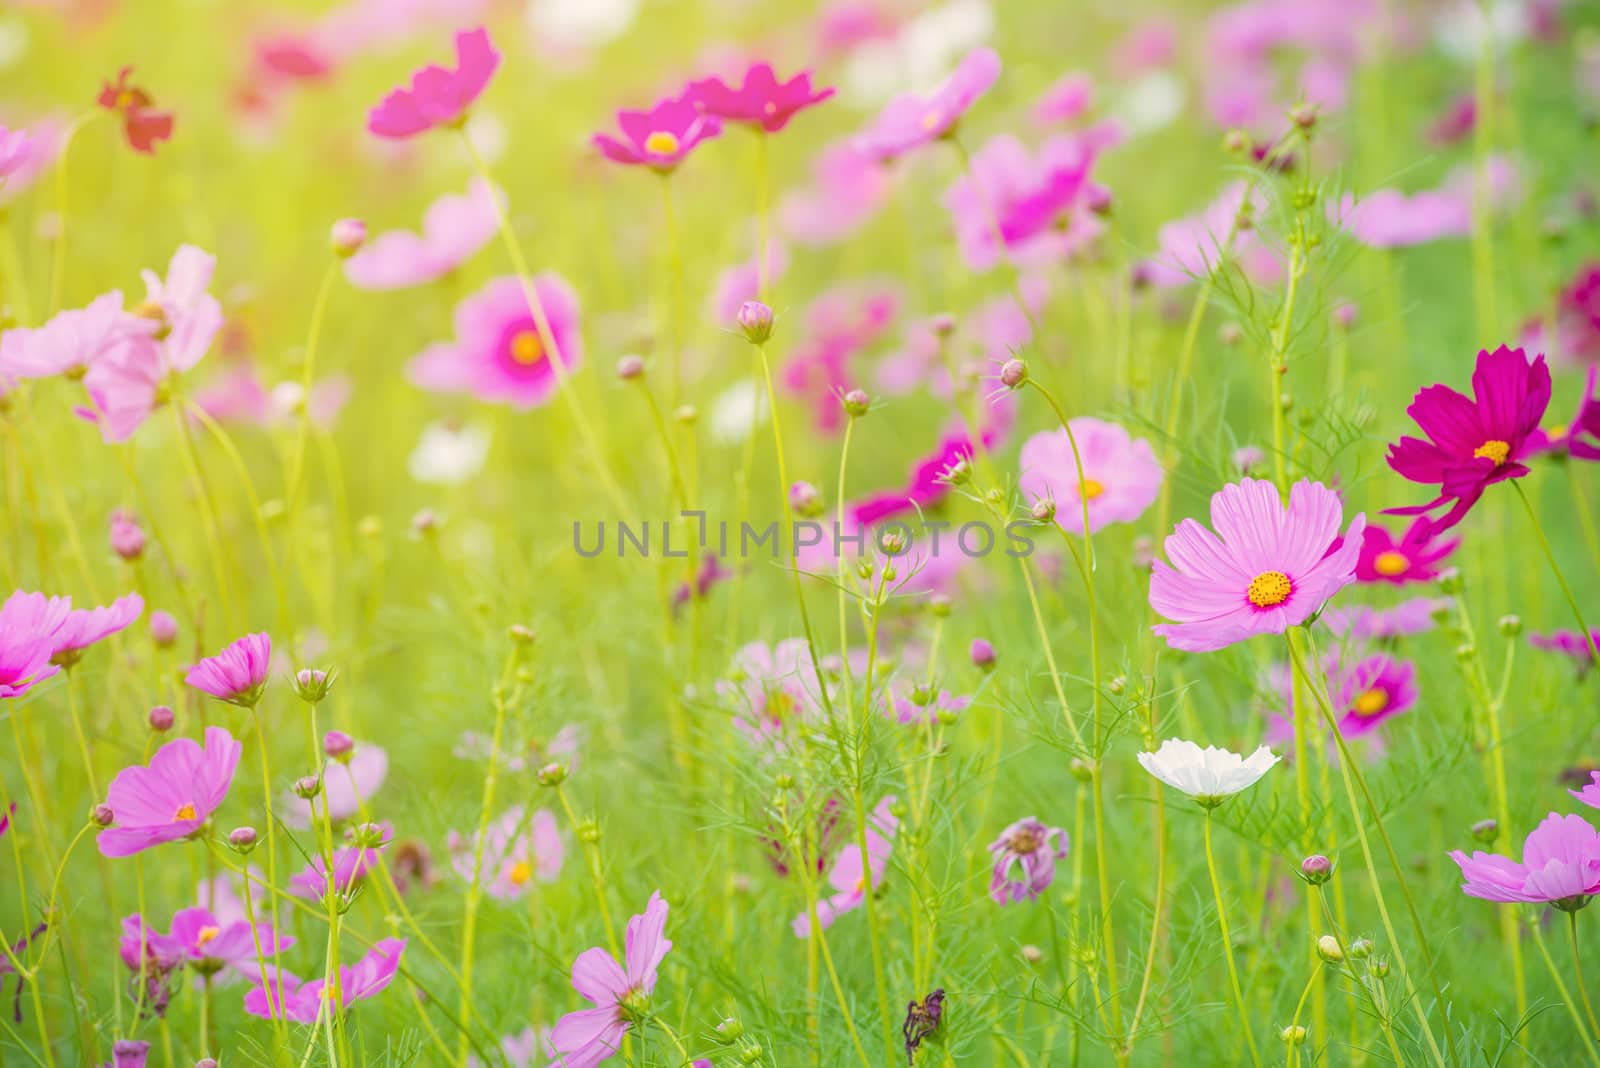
[344,179,500,290]
[0,292,153,380]
[167,905,293,979]
[140,244,225,374]
[283,743,387,829]
[944,131,1109,271]
[1524,263,1600,366]
[409,420,491,484]
[290,822,392,899]
[468,1026,558,1068]
[448,806,563,899]
[1267,651,1419,746]
[97,68,174,154]
[408,275,583,409]
[779,141,893,246]
[1140,181,1277,289]
[1019,418,1163,535]
[98,727,243,858]
[781,282,900,433]
[792,797,898,937]
[1034,72,1094,124]
[102,1039,150,1068]
[0,597,60,700]
[718,639,825,746]
[1136,739,1279,806]
[1320,598,1449,641]
[26,592,144,668]
[367,27,499,138]
[1570,772,1600,809]
[987,817,1068,905]
[547,892,673,1067]
[1355,518,1459,585]
[1530,630,1600,677]
[689,62,835,132]
[1527,366,1600,460]
[185,633,273,708]
[1149,479,1365,652]
[592,90,722,171]
[0,126,31,179]
[856,47,1000,160]
[891,688,970,726]
[1386,346,1551,530]
[244,939,407,1023]
[1450,811,1600,908]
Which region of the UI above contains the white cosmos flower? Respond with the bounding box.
[1136,739,1279,807]
[709,379,769,445]
[409,421,490,485]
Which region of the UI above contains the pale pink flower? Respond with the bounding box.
[792,797,898,937]
[0,292,153,380]
[856,47,1001,161]
[283,744,387,829]
[547,892,673,1067]
[344,179,500,290]
[1019,418,1163,535]
[448,806,563,899]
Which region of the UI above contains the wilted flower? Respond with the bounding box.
[988,817,1068,904]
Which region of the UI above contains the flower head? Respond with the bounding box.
[345,179,500,290]
[547,892,673,1066]
[368,27,499,138]
[856,47,1001,161]
[0,292,154,381]
[98,727,242,857]
[1386,346,1551,530]
[593,90,722,171]
[988,817,1068,904]
[185,633,272,707]
[97,68,174,154]
[1020,418,1162,535]
[1149,478,1364,652]
[244,939,406,1023]
[0,127,32,180]
[944,130,1109,271]
[168,904,293,978]
[290,822,392,899]
[1267,651,1418,746]
[1450,811,1600,908]
[1355,518,1459,585]
[283,743,387,829]
[718,639,825,748]
[0,594,63,699]
[690,62,834,132]
[1530,630,1600,677]
[1527,366,1600,461]
[42,592,144,667]
[409,275,582,409]
[1137,738,1279,806]
[1320,597,1449,641]
[792,797,898,937]
[448,806,563,899]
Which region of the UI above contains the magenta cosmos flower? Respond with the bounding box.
[448,805,563,900]
[792,797,898,938]
[547,891,673,1067]
[98,727,242,858]
[0,593,63,698]
[1530,630,1600,677]
[1386,346,1551,530]
[1354,517,1458,585]
[283,742,387,828]
[1527,366,1600,460]
[344,178,499,290]
[1525,264,1600,367]
[1149,478,1364,653]
[689,62,835,132]
[988,817,1068,905]
[1450,811,1600,909]
[409,274,583,409]
[1268,651,1418,746]
[1019,418,1163,535]
[367,27,498,138]
[290,822,392,899]
[167,904,293,979]
[1571,772,1600,809]
[944,131,1109,271]
[856,47,1001,161]
[593,90,722,171]
[185,633,272,707]
[245,938,406,1023]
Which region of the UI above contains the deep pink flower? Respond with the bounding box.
[97,68,174,155]
[448,806,563,899]
[856,47,1000,161]
[0,126,31,179]
[779,141,893,246]
[409,274,583,409]
[1571,772,1600,809]
[1386,346,1551,530]
[1320,598,1449,641]
[988,817,1068,905]
[1527,366,1600,461]
[185,633,272,707]
[1019,418,1163,535]
[689,63,834,132]
[368,27,499,138]
[0,594,62,699]
[1450,811,1600,907]
[102,1039,149,1068]
[1524,264,1600,367]
[0,292,153,380]
[547,891,673,1067]
[1150,479,1365,652]
[792,797,898,937]
[1268,651,1418,745]
[1354,518,1458,585]
[593,90,722,171]
[98,727,242,858]
[944,131,1111,271]
[1530,630,1600,677]
[290,822,392,899]
[244,938,406,1023]
[283,743,387,828]
[345,179,500,290]
[168,904,293,978]
[781,283,900,433]
[1429,95,1476,146]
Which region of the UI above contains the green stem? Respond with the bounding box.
[1204,811,1263,1068]
[1530,913,1600,1066]
[1512,481,1600,673]
[1571,911,1600,1042]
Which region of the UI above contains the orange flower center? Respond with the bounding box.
[1473,439,1510,465]
[919,110,942,131]
[1373,550,1410,577]
[509,330,544,366]
[509,860,534,886]
[115,90,135,109]
[1246,570,1292,608]
[644,131,680,155]
[1548,423,1570,441]
[1078,479,1105,500]
[197,926,220,947]
[1352,688,1389,717]
[173,803,197,821]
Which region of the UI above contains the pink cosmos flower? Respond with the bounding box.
[1386,346,1551,530]
[290,822,392,899]
[367,27,499,138]
[1150,479,1365,653]
[409,274,583,409]
[1267,651,1418,745]
[185,633,272,708]
[1571,772,1600,809]
[102,1039,150,1068]
[781,283,900,433]
[1331,188,1472,248]
[0,117,62,203]
[1355,518,1459,585]
[98,727,242,858]
[547,891,673,1067]
[1450,811,1600,907]
[1530,630,1600,677]
[344,179,500,290]
[469,1027,558,1068]
[1141,182,1277,289]
[97,68,174,155]
[1429,95,1477,146]
[1320,598,1449,641]
[856,47,1000,161]
[141,245,225,374]
[0,594,60,700]
[944,131,1110,271]
[168,904,293,979]
[779,141,893,246]
[0,127,31,180]
[593,91,722,171]
[1527,366,1600,460]
[283,743,387,829]
[20,592,144,667]
[891,689,970,726]
[689,63,835,132]
[1524,264,1600,367]
[245,939,406,1023]
[0,292,153,380]
[988,817,1068,905]
[792,797,898,937]
[1019,418,1163,535]
[709,239,788,325]
[448,806,563,899]
[1034,73,1094,125]
[718,639,824,746]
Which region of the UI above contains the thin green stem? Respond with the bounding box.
[1204,811,1263,1068]
[1570,911,1600,1042]
[1530,913,1600,1066]
[1513,481,1600,673]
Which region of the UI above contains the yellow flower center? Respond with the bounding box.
[1078,479,1105,500]
[1548,423,1570,441]
[197,926,220,947]
[509,330,544,366]
[509,860,534,885]
[1246,570,1292,608]
[644,131,680,155]
[173,803,197,821]
[115,90,135,109]
[1373,550,1410,577]
[920,110,942,131]
[1352,688,1389,717]
[1473,439,1510,465]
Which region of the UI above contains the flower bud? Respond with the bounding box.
[928,594,952,619]
[739,1044,764,1064]
[1279,1025,1308,1046]
[999,358,1027,389]
[412,508,439,535]
[350,821,390,848]
[1334,302,1358,330]
[229,826,259,852]
[715,1017,744,1042]
[737,300,774,345]
[1219,322,1243,347]
[1348,937,1372,960]
[509,624,536,645]
[537,762,568,787]
[1369,959,1390,978]
[1020,944,1043,963]
[1300,854,1332,885]
[148,705,175,733]
[1031,498,1057,524]
[929,314,957,337]
[109,510,146,561]
[1498,614,1522,637]
[878,529,906,557]
[1316,935,1343,963]
[197,1059,220,1068]
[940,457,971,486]
[970,638,996,670]
[616,354,646,380]
[842,389,871,418]
[674,404,697,424]
[293,775,321,800]
[293,668,333,704]
[789,480,824,518]
[1438,568,1463,595]
[330,218,367,258]
[1288,102,1318,130]
[150,610,179,648]
[578,819,601,845]
[1069,757,1093,782]
[91,803,114,827]
[1471,818,1499,845]
[324,730,354,763]
[1223,129,1250,154]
